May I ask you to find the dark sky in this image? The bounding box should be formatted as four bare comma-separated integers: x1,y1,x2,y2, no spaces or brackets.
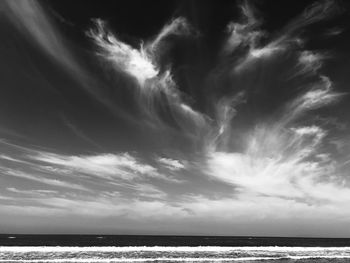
0,0,350,236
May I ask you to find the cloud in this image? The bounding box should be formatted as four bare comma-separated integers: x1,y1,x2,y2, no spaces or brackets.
205,40,345,204
222,0,340,73
194,1,348,219
60,115,102,150
6,187,58,196
88,17,208,137
157,157,185,171
297,51,326,75
3,184,350,236
324,27,344,37
178,103,207,129
1,0,349,236
1,168,88,191
293,0,340,29
146,17,196,55
88,19,159,85
204,0,347,203
208,0,344,150
30,151,173,181
205,118,348,204
285,76,342,124
88,16,195,86
206,93,245,152
132,183,167,199
1,194,188,220
0,0,129,119
0,140,184,207
221,0,287,71
1,0,77,72
222,0,262,55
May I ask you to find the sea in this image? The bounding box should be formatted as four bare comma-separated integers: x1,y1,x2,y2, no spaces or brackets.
1,235,350,262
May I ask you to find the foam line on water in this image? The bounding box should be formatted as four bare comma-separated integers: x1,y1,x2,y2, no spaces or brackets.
1,246,350,252
2,255,350,262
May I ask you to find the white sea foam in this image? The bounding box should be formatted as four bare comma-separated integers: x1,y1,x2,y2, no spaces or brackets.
1,255,350,262
1,246,350,252
2,246,350,262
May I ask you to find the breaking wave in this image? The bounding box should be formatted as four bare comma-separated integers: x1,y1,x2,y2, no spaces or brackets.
1,246,350,262
1,246,350,252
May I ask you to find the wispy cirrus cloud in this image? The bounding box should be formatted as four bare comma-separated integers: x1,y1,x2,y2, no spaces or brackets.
1,167,88,191
6,187,58,196
297,51,326,75
1,0,78,73
222,0,341,73
31,152,163,181
206,123,332,199
285,76,342,124
0,140,183,195
43,0,349,213
88,16,208,137
199,0,349,213
88,19,159,86
157,157,186,171
0,0,134,121
146,17,197,60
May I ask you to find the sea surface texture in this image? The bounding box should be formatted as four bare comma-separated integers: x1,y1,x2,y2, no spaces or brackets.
1,235,350,262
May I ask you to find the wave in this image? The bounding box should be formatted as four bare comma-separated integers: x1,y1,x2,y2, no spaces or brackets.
2,246,350,262
1,246,350,252
1,255,350,262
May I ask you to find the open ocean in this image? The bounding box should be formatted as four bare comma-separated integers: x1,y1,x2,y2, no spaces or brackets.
1,235,350,262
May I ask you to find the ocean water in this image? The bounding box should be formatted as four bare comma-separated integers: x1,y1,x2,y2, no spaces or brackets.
1,235,350,263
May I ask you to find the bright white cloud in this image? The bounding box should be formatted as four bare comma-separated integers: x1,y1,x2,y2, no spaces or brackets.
157,157,185,171
89,19,158,85
88,18,208,137
249,46,283,58
205,120,347,204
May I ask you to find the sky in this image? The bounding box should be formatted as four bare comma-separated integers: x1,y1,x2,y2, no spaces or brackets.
0,0,350,237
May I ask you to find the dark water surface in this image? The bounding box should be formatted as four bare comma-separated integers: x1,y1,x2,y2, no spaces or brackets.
1,235,350,247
